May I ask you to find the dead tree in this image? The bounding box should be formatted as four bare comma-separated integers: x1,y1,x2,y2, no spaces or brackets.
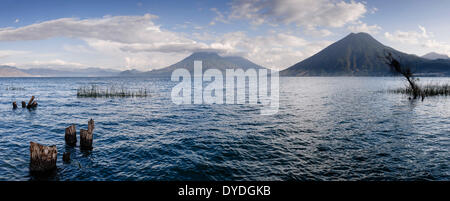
65,124,77,146
80,119,94,149
29,142,57,172
384,53,422,99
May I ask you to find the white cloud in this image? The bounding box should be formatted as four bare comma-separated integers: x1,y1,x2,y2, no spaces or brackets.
209,8,229,25
209,32,331,69
229,0,367,28
0,50,29,58
14,19,19,23
384,25,430,45
304,25,332,37
1,62,17,66
385,25,450,56
347,21,381,34
30,59,86,67
3,59,88,69
0,14,191,45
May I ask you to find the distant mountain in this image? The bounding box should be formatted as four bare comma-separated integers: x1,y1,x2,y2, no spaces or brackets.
120,52,266,77
0,66,34,77
422,52,449,60
280,32,450,76
118,69,143,77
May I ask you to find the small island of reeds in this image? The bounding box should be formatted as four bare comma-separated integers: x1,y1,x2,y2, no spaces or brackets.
389,83,450,98
77,84,149,98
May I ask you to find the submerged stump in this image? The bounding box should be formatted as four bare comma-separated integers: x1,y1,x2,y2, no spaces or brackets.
80,129,93,149
65,124,77,146
21,101,26,108
29,142,57,172
80,119,94,149
12,102,17,109
63,152,70,163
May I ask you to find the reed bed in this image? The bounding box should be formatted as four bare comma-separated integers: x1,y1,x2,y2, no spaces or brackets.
389,83,450,98
77,84,149,98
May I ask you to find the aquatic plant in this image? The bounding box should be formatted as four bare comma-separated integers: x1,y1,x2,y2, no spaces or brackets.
77,84,149,98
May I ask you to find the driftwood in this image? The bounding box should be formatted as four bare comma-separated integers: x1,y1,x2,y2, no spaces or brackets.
21,101,26,108
63,152,70,163
29,141,57,172
80,119,95,149
12,102,17,109
65,124,77,146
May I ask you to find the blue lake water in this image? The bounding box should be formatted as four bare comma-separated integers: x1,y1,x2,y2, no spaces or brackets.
0,77,449,181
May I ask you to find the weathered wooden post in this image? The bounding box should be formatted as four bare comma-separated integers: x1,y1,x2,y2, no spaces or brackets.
27,96,35,107
65,124,77,146
26,96,38,109
12,102,17,109
80,119,94,149
88,119,94,133
63,152,70,163
29,142,57,172
21,101,26,108
80,129,92,149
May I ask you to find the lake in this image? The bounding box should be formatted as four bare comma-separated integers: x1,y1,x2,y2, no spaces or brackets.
0,77,449,181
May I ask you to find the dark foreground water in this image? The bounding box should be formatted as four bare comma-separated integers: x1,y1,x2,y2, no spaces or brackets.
0,77,449,181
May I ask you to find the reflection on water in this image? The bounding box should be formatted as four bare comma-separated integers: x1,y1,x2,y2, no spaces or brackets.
0,77,449,181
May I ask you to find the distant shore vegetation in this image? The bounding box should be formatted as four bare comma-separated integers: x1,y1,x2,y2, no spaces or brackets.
77,84,149,98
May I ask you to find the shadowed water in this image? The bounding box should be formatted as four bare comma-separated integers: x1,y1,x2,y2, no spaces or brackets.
0,77,449,181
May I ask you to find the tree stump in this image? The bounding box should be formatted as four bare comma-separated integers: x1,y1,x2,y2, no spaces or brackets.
29,142,57,172
65,124,77,146
80,119,94,149
80,129,93,149
63,152,70,163
21,101,26,108
12,102,18,109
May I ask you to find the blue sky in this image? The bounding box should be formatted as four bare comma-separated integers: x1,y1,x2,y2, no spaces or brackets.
0,0,449,70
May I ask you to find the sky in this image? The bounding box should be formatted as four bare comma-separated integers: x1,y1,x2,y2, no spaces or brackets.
0,0,450,71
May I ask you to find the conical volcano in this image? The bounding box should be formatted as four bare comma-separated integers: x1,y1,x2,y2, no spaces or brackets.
280,32,450,76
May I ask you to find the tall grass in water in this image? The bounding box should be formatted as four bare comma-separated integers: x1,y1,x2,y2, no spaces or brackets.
77,84,149,98
390,83,450,98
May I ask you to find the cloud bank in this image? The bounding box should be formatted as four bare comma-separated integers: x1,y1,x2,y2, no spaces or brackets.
0,12,335,70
